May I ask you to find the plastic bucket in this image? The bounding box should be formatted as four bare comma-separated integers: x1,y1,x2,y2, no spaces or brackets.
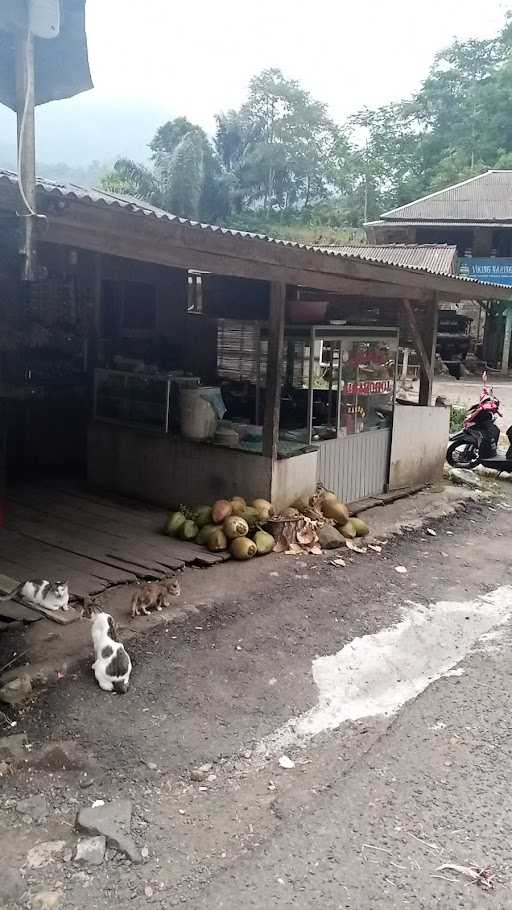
180,386,220,440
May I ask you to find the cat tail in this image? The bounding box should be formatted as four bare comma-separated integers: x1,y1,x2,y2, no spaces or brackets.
0,583,23,601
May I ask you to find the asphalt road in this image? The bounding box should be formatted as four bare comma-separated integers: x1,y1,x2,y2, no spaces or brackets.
2,492,512,909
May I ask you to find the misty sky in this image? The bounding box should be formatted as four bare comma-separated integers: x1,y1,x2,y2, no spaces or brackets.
85,0,508,127
0,0,510,166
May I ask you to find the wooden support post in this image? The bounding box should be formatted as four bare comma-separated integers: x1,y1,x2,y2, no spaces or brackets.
262,282,286,460
403,298,438,406
501,305,512,375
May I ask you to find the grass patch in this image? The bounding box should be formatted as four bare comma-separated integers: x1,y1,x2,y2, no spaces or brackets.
450,406,466,432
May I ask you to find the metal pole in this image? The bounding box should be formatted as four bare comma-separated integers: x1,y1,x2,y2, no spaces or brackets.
15,17,37,282
501,305,512,375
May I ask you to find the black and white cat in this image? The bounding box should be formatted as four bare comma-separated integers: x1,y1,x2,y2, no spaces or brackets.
0,579,69,611
91,612,132,694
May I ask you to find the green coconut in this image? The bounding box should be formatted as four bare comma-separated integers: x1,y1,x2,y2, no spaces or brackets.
196,523,217,546
339,520,357,539
179,519,199,541
350,517,370,537
164,511,186,537
193,506,212,528
253,530,275,555
240,506,260,528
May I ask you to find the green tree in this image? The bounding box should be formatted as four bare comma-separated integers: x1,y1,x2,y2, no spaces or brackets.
102,118,232,221
101,158,160,203
217,68,337,213
100,15,512,233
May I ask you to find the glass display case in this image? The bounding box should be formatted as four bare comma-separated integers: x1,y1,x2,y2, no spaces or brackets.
279,326,399,446
215,323,398,456
94,368,171,432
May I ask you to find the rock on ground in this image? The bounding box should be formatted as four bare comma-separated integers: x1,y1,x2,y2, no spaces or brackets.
76,799,142,863
317,525,345,550
74,835,106,865
0,673,32,705
0,733,28,764
26,841,67,869
31,892,61,910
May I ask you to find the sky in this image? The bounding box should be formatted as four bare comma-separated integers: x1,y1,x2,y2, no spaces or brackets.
0,0,510,166
85,0,509,128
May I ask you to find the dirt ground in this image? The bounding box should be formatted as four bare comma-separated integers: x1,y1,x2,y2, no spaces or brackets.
2,480,512,908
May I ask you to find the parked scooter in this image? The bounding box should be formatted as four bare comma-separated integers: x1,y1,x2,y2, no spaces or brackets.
446,376,512,473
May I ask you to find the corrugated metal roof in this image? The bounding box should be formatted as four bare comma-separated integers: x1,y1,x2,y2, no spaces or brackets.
379,170,512,224
0,169,508,291
319,244,457,276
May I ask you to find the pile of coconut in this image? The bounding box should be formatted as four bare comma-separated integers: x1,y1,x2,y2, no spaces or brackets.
270,488,369,554
164,498,275,561
163,487,370,560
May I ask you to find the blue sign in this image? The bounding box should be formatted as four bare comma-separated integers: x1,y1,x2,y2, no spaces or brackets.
459,257,512,286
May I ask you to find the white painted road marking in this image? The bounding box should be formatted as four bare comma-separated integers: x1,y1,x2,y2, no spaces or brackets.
255,586,512,761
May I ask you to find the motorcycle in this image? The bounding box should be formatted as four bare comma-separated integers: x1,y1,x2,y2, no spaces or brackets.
446,376,512,474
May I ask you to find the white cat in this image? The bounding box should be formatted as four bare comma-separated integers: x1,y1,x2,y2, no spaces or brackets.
0,579,69,611
91,612,132,694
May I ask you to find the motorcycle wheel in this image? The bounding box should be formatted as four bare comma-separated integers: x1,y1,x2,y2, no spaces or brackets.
446,441,480,469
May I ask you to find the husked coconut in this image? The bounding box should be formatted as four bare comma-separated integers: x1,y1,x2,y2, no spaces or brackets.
252,499,274,521
224,516,250,540
230,537,257,560
322,499,350,523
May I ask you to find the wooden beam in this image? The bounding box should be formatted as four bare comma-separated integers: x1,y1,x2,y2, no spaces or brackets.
44,215,429,302
49,200,512,300
403,299,433,383
419,299,438,406
262,282,286,460
1,179,506,299
403,298,438,406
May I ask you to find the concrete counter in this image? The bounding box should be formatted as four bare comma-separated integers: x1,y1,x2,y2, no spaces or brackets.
87,422,317,510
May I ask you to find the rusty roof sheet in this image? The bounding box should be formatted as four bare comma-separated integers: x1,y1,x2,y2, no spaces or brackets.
320,244,457,276
378,170,512,224
0,169,509,293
